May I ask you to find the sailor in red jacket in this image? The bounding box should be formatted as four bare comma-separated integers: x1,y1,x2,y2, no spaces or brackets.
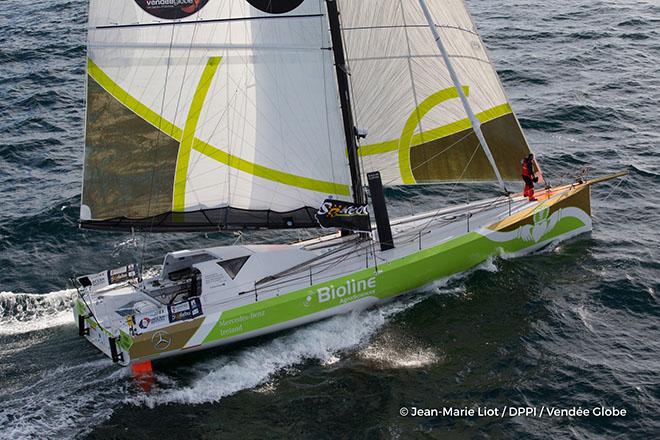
522,154,539,202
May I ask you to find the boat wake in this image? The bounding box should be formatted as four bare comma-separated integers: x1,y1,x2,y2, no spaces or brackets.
135,298,421,408
0,289,76,336
0,360,128,440
358,331,443,369
0,289,128,440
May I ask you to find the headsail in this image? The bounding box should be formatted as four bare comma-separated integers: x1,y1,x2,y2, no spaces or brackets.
337,0,536,185
81,0,351,231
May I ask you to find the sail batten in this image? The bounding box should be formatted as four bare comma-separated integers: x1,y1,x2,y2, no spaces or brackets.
93,13,325,30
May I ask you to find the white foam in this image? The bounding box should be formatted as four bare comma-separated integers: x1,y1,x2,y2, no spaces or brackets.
135,298,422,408
359,340,441,369
0,256,486,439
576,306,594,332
477,256,499,273
0,360,128,440
0,289,76,336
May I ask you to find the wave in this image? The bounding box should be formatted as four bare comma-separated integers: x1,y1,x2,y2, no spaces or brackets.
0,294,429,438
0,289,76,336
0,360,127,440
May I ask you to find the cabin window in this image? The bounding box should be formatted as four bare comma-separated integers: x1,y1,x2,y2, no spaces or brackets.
217,256,250,280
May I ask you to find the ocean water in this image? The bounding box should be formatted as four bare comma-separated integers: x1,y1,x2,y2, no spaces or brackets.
0,0,658,439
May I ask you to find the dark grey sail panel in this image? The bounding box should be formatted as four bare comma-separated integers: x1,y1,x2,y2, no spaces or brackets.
82,77,179,221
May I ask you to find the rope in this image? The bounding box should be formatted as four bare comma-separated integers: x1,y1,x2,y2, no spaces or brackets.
600,176,627,203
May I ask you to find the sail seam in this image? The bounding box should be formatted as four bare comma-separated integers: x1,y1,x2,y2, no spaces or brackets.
346,54,490,64
341,24,479,36
95,14,324,30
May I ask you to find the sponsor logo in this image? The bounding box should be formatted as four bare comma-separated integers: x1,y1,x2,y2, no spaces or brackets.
246,0,305,14
533,206,550,225
317,200,369,218
316,277,376,304
135,0,209,20
518,205,560,243
151,330,172,351
316,199,371,232
138,317,151,329
168,297,203,323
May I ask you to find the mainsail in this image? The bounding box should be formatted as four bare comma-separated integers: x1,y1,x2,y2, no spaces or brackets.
81,0,352,231
337,0,535,185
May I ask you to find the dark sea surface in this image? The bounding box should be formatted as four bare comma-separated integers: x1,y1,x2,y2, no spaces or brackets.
0,0,658,438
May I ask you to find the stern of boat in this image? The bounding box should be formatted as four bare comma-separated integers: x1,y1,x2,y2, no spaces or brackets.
72,265,141,366
72,261,212,366
73,296,132,366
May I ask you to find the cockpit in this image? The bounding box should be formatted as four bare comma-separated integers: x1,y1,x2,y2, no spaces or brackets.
142,251,215,305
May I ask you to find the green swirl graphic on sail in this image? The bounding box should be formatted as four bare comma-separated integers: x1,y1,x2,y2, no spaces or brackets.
84,57,351,224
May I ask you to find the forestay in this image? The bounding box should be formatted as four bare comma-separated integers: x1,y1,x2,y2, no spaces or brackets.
337,0,535,185
81,0,351,231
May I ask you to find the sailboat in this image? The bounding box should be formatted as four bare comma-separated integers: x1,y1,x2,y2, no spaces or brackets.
73,0,625,368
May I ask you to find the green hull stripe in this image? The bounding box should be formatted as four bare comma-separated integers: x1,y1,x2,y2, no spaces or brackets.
359,102,513,157
87,58,350,201
203,207,587,343
173,57,222,212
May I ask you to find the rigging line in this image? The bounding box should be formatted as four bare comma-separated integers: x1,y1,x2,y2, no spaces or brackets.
339,1,369,201
318,7,339,187
139,20,178,272
253,245,368,293
408,141,492,235
341,24,479,36
94,14,324,30
418,0,506,194
600,176,626,203
346,54,492,65
381,129,475,187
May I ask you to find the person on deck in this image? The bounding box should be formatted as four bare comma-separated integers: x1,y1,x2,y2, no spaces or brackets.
522,153,539,202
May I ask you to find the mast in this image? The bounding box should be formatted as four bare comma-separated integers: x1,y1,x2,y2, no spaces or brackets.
325,0,365,204
417,0,508,194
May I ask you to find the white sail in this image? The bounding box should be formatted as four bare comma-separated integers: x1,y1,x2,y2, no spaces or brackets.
337,0,534,185
82,0,351,230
